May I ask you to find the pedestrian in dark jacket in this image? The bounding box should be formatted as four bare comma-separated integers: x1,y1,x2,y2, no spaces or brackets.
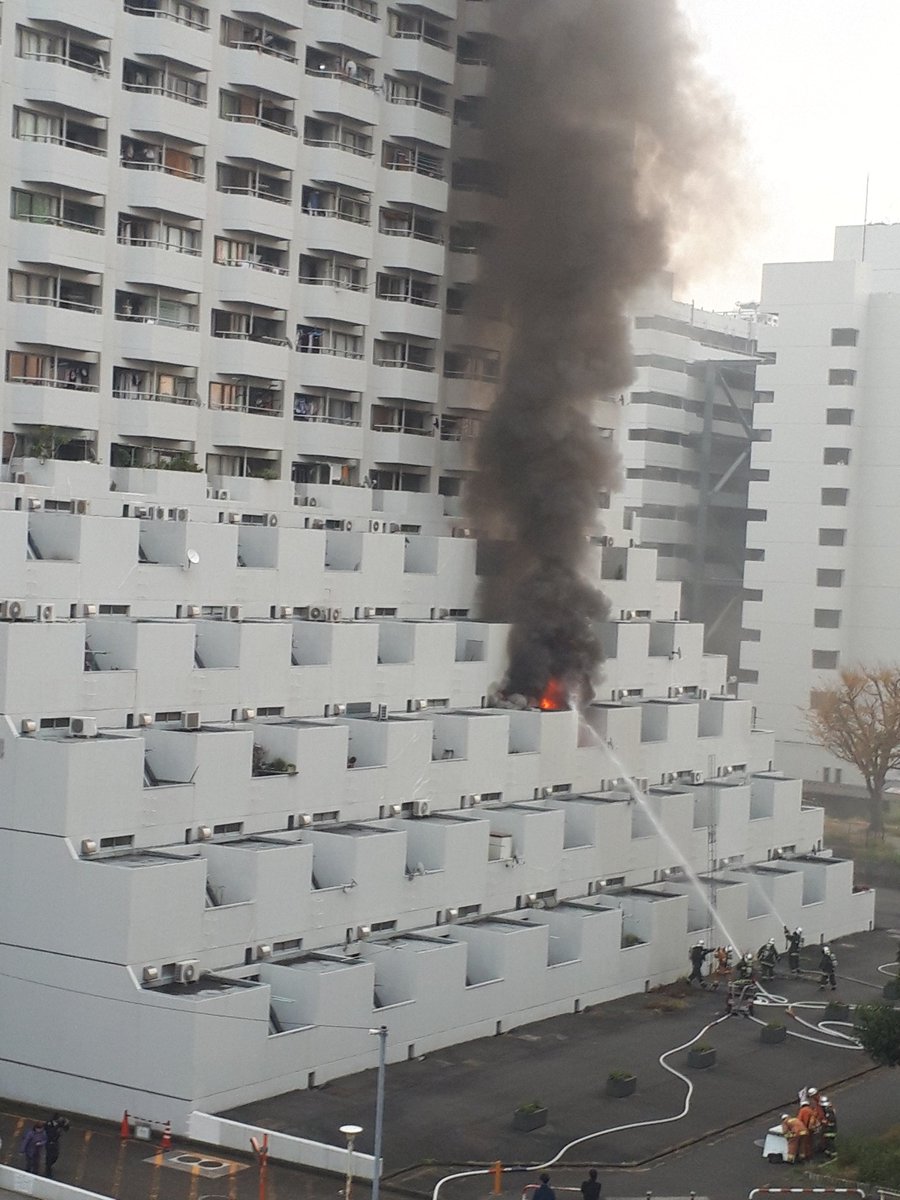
818,946,837,991
534,1173,556,1200
581,1168,602,1200
45,1114,70,1178
21,1123,46,1174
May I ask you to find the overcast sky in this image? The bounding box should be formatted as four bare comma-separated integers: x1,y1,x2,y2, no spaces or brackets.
680,1,900,311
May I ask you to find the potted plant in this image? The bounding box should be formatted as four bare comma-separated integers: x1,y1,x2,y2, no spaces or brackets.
513,1100,548,1131
605,1069,637,1097
882,979,899,1002
760,1020,787,1045
825,1000,850,1021
687,1043,716,1069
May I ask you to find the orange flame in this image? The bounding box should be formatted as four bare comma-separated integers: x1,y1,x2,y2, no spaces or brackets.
538,678,568,711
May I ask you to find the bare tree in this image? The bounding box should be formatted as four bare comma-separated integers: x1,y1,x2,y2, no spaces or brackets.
806,666,900,836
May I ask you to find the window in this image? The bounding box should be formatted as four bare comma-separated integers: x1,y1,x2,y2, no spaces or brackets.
823,447,850,465
821,488,848,506
744,589,763,602
739,669,759,684
819,528,846,546
812,650,840,669
814,609,841,629
742,628,761,642
826,409,853,425
213,821,243,835
754,428,772,442
828,368,856,385
100,834,135,849
831,328,858,346
312,810,339,823
40,716,70,730
755,391,774,403
817,569,843,587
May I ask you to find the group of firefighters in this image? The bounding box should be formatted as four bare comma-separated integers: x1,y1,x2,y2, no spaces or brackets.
780,1086,838,1163
687,928,839,993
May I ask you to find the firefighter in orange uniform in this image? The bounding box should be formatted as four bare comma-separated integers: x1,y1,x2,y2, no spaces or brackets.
781,1113,806,1164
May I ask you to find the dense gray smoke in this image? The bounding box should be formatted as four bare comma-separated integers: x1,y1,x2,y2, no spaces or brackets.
466,0,742,707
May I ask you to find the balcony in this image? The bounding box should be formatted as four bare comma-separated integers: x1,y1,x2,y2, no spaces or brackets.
116,392,199,442
15,139,108,196
297,280,369,326
117,240,204,293
210,408,287,450
384,100,452,149
291,415,363,459
123,3,213,70
377,228,445,276
215,261,291,309
10,301,103,355
380,163,448,214
300,210,373,261
123,90,209,144
371,361,439,405
220,46,300,99
8,379,100,431
441,375,498,412
305,71,378,125
295,348,367,393
221,118,298,172
373,297,442,340
369,427,437,468
29,0,115,36
303,139,376,192
438,434,475,471
19,58,111,117
305,1,383,58
387,36,456,85
122,161,206,220
212,335,291,380
115,317,200,366
217,190,294,240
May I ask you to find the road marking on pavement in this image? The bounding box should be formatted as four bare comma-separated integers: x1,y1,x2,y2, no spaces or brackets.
111,1134,127,1197
74,1128,92,1187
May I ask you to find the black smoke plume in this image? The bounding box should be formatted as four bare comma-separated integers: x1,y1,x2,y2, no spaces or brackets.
465,0,743,706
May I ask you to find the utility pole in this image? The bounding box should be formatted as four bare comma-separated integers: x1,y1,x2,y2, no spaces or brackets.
370,1025,388,1200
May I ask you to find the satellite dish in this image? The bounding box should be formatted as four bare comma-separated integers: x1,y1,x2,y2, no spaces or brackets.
186,549,200,567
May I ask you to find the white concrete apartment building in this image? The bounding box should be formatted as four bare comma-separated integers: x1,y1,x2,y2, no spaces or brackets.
740,222,900,782
623,282,758,672
0,2,873,1133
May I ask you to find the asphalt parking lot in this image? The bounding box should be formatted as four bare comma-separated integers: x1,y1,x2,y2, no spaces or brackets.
2,888,897,1200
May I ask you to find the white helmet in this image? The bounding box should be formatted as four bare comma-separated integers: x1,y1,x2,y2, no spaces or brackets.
823,946,831,954
698,939,705,946
797,927,802,933
820,1096,830,1106
768,938,775,945
808,1087,818,1097
781,1113,790,1121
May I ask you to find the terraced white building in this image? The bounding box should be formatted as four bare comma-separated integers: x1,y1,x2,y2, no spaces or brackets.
0,0,873,1131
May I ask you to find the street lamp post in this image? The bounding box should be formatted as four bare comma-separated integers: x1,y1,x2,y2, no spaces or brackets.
340,1124,363,1200
369,1025,387,1200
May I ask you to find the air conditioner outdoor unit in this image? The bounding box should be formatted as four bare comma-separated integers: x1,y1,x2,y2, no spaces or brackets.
186,605,201,618
355,925,371,941
195,825,212,840
488,834,513,861
461,794,482,808
241,707,256,720
635,777,649,792
177,508,189,522
227,511,240,524
332,702,346,716
309,606,326,621
331,608,342,622
296,813,312,827
75,499,89,515
364,606,376,617
20,719,36,735
411,800,430,817
182,711,201,730
71,717,99,738
256,944,272,960
390,523,400,533
142,966,159,984
137,713,154,727
82,604,97,617
27,497,42,511
217,490,230,501
227,605,242,620
133,505,149,518
174,960,199,984
369,520,382,532
14,473,27,485
377,704,388,720
692,771,704,785
599,535,614,547
268,514,278,526
414,698,427,711
81,839,98,856
699,689,709,699
37,604,54,622
388,803,402,816
279,606,292,619
1,600,23,620
444,908,459,922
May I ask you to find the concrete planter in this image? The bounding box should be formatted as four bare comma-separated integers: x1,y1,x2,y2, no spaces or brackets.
687,1047,716,1069
882,979,899,1002
824,1002,850,1021
605,1074,636,1098
760,1024,787,1045
513,1107,548,1132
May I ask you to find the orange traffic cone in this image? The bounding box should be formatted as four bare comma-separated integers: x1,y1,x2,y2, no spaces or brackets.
120,1111,130,1141
160,1121,172,1151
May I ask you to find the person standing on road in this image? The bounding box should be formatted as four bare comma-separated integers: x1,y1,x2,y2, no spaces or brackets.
580,1168,602,1200
20,1122,46,1174
534,1173,556,1200
786,928,803,975
687,940,712,986
821,1096,837,1158
757,939,778,981
44,1113,70,1178
780,1114,805,1164
818,946,837,991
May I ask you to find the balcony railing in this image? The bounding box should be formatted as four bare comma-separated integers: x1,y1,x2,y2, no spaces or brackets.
225,40,298,63
116,312,200,331
117,234,201,256
308,0,379,22
384,156,445,180
305,67,374,89
380,224,443,244
304,136,373,158
299,275,367,291
218,256,288,275
121,157,204,182
377,291,438,307
297,344,364,359
213,400,284,418
20,51,109,76
302,204,371,225
123,81,207,106
223,113,297,135
387,96,449,116
18,133,106,156
124,2,209,31
16,212,104,236
10,374,98,392
13,294,101,314
390,30,452,50
374,357,435,372
213,330,291,346
372,423,434,436
294,414,361,426
113,387,198,405
220,184,291,205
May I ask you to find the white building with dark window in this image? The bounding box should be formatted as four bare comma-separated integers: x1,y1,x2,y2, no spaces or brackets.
0,3,873,1133
740,223,900,782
